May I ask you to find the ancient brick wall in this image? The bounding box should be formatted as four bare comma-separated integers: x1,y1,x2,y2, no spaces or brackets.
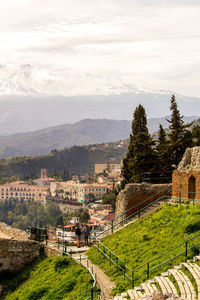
172,147,200,201
0,238,42,271
115,183,171,219
172,170,200,200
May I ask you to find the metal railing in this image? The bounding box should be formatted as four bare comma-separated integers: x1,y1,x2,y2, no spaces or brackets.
94,231,200,288
91,195,200,288
45,239,103,300
94,194,168,239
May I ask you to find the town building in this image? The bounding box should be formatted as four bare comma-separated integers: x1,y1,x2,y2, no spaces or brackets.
172,147,200,201
94,163,122,176
50,180,109,203
34,169,56,186
0,181,50,202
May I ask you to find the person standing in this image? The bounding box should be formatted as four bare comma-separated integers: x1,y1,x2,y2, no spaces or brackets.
83,225,90,246
75,225,81,248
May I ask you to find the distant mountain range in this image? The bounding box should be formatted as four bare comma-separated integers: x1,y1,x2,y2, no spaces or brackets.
0,116,198,158
0,92,200,136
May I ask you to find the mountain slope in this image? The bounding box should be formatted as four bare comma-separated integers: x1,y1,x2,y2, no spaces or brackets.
0,142,127,177
0,117,198,158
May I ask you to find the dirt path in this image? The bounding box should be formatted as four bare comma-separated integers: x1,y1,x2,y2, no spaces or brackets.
84,254,115,300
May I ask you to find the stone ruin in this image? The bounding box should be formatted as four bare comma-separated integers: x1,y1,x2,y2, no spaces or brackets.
172,146,200,201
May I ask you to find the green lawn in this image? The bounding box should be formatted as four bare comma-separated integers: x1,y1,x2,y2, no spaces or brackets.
87,203,200,294
1,256,95,300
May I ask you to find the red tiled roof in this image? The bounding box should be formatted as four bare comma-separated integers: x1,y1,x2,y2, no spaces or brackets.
103,212,115,221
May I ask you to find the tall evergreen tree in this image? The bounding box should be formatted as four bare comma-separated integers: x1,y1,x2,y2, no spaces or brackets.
167,95,192,167
156,124,172,176
122,104,157,183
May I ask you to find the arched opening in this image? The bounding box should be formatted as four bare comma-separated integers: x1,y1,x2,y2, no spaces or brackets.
188,175,196,200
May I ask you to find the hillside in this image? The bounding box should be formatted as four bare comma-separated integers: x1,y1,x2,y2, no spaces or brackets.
87,203,200,294
0,142,127,177
1,256,94,299
0,116,198,158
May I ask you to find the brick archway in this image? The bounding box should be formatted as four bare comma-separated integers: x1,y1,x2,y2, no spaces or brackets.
188,175,196,200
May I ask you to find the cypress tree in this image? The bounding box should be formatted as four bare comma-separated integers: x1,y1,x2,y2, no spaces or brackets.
156,124,172,176
122,104,157,183
167,95,192,167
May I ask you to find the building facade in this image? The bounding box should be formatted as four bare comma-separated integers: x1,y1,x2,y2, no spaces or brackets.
0,181,50,202
50,181,108,203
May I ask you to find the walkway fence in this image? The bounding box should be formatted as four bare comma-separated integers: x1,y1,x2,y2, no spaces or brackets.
46,239,102,300
94,233,200,287
92,193,200,288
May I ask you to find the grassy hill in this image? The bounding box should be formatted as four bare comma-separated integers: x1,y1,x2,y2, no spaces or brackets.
87,203,200,294
0,142,127,177
1,256,95,300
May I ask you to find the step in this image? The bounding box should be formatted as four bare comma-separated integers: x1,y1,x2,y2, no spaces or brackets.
155,276,169,294
141,282,158,294
127,289,142,299
169,269,196,299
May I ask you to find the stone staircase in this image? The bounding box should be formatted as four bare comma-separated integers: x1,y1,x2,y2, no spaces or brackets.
113,256,200,300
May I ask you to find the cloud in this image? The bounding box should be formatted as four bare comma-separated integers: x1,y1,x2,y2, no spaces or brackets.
0,0,200,97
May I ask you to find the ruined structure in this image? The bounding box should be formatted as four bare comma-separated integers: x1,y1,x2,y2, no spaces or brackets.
115,183,171,218
172,147,200,201
0,222,42,271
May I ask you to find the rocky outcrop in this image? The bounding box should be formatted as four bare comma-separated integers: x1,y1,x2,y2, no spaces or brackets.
0,222,30,240
178,146,200,171
115,183,171,218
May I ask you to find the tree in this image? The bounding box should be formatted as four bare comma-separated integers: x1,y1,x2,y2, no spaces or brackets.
102,193,116,210
121,104,157,183
167,95,192,167
156,124,172,175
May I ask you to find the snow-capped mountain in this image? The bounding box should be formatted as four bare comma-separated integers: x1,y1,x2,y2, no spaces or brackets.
0,64,61,96
0,64,170,97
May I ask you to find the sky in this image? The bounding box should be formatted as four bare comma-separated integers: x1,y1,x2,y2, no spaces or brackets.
0,0,200,97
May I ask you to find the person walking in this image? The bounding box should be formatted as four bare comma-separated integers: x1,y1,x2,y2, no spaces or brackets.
75,224,81,248
83,225,90,246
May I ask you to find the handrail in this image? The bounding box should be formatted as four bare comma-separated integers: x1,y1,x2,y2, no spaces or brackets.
94,194,167,239
92,195,200,288
46,239,102,299
94,231,200,287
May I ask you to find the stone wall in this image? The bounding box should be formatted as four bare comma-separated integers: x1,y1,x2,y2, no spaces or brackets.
172,147,200,201
0,238,42,271
115,183,171,219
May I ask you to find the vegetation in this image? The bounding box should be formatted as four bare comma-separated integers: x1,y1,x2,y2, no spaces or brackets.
0,143,127,178
63,208,90,224
122,104,157,183
122,95,200,184
1,256,94,300
102,193,117,210
0,199,62,229
167,94,192,167
87,203,200,294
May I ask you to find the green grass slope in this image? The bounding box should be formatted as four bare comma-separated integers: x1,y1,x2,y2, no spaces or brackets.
1,256,94,300
87,203,200,294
